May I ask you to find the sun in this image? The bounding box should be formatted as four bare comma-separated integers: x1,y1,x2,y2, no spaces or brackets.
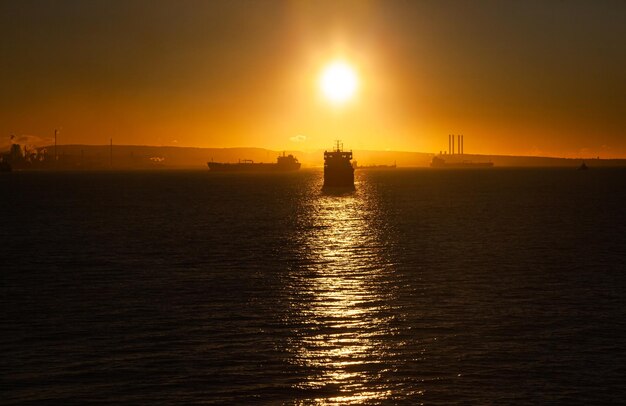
320,61,358,104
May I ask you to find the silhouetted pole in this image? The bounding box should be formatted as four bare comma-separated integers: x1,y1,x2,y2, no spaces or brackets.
54,129,58,162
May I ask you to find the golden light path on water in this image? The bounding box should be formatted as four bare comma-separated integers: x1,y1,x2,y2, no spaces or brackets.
283,175,416,404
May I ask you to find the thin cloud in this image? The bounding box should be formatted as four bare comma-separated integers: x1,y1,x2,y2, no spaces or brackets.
289,134,306,143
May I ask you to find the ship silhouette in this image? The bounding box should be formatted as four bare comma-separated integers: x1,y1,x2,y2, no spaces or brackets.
207,152,300,172
323,141,355,189
430,155,494,168
353,161,396,170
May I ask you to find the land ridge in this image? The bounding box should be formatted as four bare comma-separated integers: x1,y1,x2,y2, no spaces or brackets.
3,144,625,169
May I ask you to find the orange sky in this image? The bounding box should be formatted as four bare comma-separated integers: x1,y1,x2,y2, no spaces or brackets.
1,1,625,158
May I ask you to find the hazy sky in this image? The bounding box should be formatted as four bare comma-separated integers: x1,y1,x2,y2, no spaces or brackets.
1,0,625,157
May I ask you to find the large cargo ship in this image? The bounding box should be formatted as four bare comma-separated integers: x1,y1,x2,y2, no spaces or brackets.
208,152,301,172
430,155,494,168
323,141,355,189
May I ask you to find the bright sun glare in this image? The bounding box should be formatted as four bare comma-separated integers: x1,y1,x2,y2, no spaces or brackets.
320,61,358,104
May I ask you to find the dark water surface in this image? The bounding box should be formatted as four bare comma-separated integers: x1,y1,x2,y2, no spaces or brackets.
2,168,625,404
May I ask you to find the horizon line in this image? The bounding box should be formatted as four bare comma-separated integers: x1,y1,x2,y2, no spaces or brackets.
4,142,624,161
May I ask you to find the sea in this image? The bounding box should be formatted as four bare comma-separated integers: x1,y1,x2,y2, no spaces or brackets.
1,168,625,404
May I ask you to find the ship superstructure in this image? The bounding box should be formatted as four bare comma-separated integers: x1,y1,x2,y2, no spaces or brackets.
323,141,354,189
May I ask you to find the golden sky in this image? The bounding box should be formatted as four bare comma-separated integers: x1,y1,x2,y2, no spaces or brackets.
1,1,625,157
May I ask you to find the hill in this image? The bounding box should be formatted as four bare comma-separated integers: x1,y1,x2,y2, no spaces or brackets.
4,144,626,169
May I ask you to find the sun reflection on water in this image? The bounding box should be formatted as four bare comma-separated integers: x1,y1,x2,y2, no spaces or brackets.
285,177,401,404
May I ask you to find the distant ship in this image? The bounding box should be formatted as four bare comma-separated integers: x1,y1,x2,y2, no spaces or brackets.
207,152,301,172
323,141,354,189
353,161,396,170
430,155,494,168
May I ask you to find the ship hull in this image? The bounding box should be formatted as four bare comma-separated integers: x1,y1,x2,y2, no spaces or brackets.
207,162,300,172
430,162,494,168
354,165,396,170
430,156,493,168
323,167,355,189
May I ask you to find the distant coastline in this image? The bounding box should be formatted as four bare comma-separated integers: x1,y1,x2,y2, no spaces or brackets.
2,143,625,170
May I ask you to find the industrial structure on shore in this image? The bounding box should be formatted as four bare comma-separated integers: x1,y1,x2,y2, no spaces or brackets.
431,134,494,168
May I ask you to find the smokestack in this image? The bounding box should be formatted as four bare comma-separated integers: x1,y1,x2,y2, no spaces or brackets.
448,134,451,155
461,135,464,155
457,135,461,154
54,129,58,161
452,135,455,155
110,138,113,167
